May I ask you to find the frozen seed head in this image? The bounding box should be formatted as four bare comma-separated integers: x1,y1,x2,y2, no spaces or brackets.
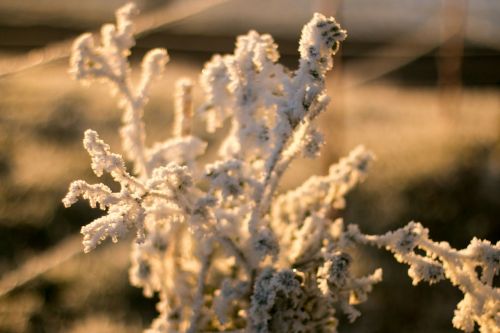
115,2,137,49
299,13,347,75
69,33,95,81
324,252,352,288
395,222,423,253
303,129,324,158
83,129,126,179
408,258,444,285
234,30,280,72
141,49,169,82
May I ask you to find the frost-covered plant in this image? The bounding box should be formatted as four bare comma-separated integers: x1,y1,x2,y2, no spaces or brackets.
63,3,499,333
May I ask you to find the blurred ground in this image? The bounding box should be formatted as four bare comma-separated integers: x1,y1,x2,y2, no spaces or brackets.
0,0,499,332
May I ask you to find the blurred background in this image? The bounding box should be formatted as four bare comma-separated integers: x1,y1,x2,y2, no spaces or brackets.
0,0,498,332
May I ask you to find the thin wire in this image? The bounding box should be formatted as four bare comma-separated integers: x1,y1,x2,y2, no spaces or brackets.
0,235,82,297
0,0,231,78
344,14,442,88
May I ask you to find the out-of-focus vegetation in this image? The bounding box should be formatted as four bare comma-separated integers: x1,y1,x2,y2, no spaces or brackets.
0,0,498,332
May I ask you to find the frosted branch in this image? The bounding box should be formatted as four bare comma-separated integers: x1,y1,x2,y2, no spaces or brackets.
349,222,499,332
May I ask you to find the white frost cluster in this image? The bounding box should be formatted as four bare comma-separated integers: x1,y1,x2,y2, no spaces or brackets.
63,3,499,333
347,222,499,333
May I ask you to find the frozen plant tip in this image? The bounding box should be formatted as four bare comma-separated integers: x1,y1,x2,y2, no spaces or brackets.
64,3,499,333
346,222,499,332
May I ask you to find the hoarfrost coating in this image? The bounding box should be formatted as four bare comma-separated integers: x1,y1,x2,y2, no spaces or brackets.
64,3,499,332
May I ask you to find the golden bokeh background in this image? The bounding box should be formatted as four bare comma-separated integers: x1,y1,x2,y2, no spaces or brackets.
0,1,498,332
